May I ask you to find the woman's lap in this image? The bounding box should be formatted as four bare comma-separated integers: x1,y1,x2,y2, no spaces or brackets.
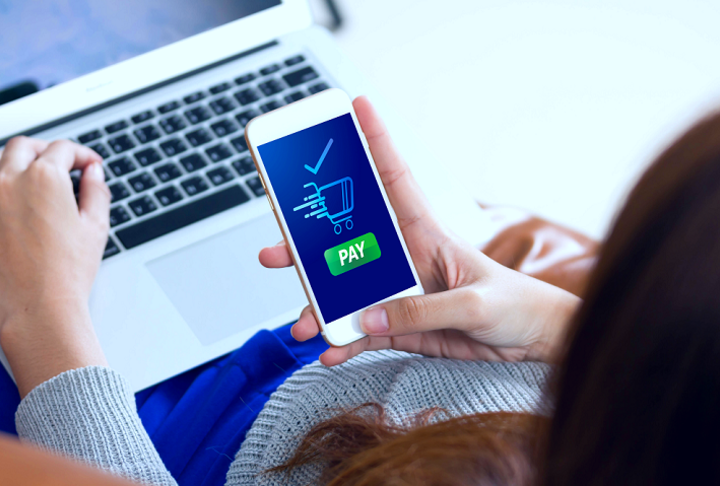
0,324,329,486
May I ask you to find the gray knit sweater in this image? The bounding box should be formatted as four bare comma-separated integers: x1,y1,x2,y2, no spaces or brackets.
15,350,551,485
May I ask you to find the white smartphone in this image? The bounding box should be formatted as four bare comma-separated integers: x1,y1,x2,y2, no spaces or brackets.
245,89,423,346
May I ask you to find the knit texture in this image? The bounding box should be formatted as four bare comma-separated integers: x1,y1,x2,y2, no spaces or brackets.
15,352,551,486
229,350,550,485
15,366,177,486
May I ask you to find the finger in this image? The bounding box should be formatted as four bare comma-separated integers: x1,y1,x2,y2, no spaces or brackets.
353,96,433,229
78,162,111,231
258,240,293,268
318,335,394,366
320,336,371,366
290,306,320,342
35,140,102,173
320,343,362,366
0,137,49,172
359,288,481,337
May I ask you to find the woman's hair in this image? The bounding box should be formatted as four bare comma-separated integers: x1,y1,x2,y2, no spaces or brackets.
544,110,720,485
268,403,540,486
273,111,720,485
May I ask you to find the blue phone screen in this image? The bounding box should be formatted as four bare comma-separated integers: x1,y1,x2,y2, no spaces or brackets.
259,113,417,323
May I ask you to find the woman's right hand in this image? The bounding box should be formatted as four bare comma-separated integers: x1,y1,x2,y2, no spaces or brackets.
260,96,580,366
0,137,110,397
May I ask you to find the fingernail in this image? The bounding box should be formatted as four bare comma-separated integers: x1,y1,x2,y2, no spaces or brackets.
88,162,103,179
360,307,388,334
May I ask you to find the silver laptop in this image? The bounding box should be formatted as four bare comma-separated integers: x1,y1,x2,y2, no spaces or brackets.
0,0,491,391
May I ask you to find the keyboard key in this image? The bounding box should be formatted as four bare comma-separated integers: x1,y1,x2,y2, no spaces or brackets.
210,119,239,137
128,172,157,193
78,129,102,144
131,110,154,124
258,79,285,96
159,115,187,134
209,96,235,115
133,125,161,144
285,54,305,67
104,167,113,181
155,186,184,206
260,100,283,113
235,73,256,85
154,162,182,182
110,206,131,227
129,195,157,217
181,176,209,196
103,237,121,259
284,91,305,103
230,137,248,153
308,82,330,94
246,176,265,196
105,120,128,134
234,88,261,106
184,91,206,104
209,82,232,94
160,138,187,157
186,128,213,147
235,109,259,128
179,153,207,173
88,142,110,159
115,185,250,249
108,157,136,177
108,134,136,154
158,100,180,114
205,143,233,162
185,106,212,125
207,166,236,186
109,182,130,203
260,64,281,76
232,156,256,176
134,147,162,166
283,66,319,87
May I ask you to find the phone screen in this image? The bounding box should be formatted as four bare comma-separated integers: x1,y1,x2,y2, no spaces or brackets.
259,113,417,323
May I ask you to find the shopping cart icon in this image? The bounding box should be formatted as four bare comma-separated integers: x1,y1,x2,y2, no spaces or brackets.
293,177,354,234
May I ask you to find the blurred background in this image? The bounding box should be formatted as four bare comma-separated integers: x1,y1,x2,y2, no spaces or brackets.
309,0,720,238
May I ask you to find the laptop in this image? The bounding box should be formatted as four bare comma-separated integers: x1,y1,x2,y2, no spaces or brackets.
0,0,492,391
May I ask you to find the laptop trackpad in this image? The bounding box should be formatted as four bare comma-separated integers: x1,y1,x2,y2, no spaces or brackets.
146,215,306,346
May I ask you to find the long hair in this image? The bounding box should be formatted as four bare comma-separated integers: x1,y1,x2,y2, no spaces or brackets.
543,110,720,485
274,111,720,485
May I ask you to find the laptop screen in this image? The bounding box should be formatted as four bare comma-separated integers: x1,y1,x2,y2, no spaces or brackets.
0,0,282,104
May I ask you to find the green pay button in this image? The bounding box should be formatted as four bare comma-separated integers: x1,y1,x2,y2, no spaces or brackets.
324,232,381,276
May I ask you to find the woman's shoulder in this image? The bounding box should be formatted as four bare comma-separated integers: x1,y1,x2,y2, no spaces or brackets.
225,352,551,485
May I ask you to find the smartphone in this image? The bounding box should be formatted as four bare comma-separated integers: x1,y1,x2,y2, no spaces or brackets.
245,89,423,346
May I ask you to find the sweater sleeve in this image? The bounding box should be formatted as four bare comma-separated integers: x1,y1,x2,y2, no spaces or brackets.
15,366,177,486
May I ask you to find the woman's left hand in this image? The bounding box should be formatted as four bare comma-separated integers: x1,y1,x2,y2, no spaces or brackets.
0,137,110,397
259,97,580,367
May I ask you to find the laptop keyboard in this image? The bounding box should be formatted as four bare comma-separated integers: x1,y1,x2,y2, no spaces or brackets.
69,54,331,260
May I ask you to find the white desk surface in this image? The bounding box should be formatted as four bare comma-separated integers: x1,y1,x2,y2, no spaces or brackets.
310,0,720,239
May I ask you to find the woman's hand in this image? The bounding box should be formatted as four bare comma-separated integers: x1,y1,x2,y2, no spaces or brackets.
260,97,580,366
0,137,110,397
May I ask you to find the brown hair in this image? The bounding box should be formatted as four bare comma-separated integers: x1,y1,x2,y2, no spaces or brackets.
269,403,540,486
542,111,720,485
273,110,720,485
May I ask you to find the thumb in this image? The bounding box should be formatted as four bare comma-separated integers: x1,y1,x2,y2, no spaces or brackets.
359,288,481,336
78,162,111,230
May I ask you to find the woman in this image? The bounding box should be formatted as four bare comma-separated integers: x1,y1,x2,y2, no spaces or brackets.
0,97,717,485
